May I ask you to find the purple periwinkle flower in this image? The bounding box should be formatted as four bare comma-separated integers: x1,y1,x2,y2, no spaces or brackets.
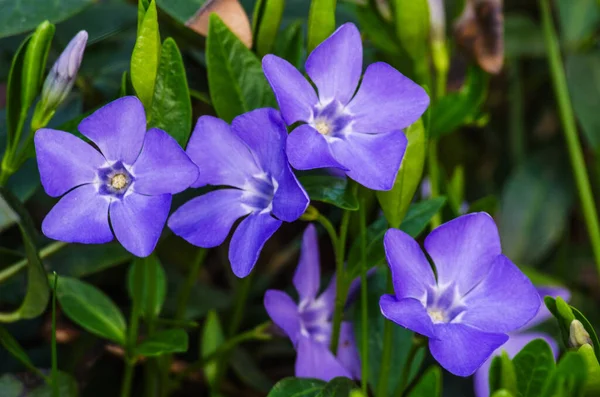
35,96,198,257
40,30,88,112
264,225,361,381
473,286,570,397
262,23,430,191
380,212,540,376
167,108,309,278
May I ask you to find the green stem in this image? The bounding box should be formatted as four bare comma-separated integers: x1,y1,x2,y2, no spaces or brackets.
51,274,59,397
315,211,339,249
175,249,207,322
508,59,525,166
121,262,144,397
358,196,369,394
539,0,600,276
0,241,67,284
227,272,254,337
428,139,442,228
376,273,394,397
120,359,136,397
395,338,424,397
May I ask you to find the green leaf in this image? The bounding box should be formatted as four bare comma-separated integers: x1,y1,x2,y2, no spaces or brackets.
352,268,423,395
489,351,517,396
578,344,600,394
0,189,50,323
47,243,132,279
498,149,573,266
406,366,442,397
299,175,359,210
556,0,600,46
356,5,401,55
429,66,489,138
149,37,192,147
274,20,305,68
307,0,336,52
55,276,126,345
6,36,31,150
202,310,225,387
0,374,24,397
570,305,600,359
135,328,188,357
127,254,167,320
446,166,465,215
566,52,600,152
316,377,355,397
504,14,545,58
22,21,55,114
542,352,587,397
544,297,571,349
490,391,514,397
131,0,161,110
555,297,576,324
156,0,207,26
399,197,446,237
255,0,285,56
230,347,274,392
267,378,327,397
467,195,498,215
512,339,556,397
206,14,276,123
392,0,429,60
377,119,426,228
29,371,78,397
0,326,44,378
0,0,91,39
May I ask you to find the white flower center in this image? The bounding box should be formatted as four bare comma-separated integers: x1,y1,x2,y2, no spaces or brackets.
315,120,331,135
110,173,128,190
427,308,448,324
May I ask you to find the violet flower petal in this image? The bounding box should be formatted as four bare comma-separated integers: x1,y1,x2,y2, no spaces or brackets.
131,128,198,195
229,212,282,278
42,185,112,244
379,295,436,338
424,212,502,293
186,116,261,189
295,336,352,381
429,323,508,377
262,55,319,125
293,225,321,302
474,332,559,397
286,125,347,170
271,163,309,222
330,130,407,191
264,289,302,344
317,274,336,314
337,322,361,380
347,62,430,133
384,228,436,299
526,286,571,329
168,189,250,248
110,193,171,257
461,255,540,333
305,23,362,105
35,128,106,197
78,96,146,164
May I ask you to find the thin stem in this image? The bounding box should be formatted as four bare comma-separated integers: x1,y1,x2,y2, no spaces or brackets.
227,272,254,337
0,241,67,284
315,211,339,249
395,338,424,397
51,273,59,397
147,257,158,334
376,273,395,397
358,196,369,395
121,262,144,397
120,359,136,397
539,0,600,275
175,249,207,322
508,59,525,166
428,140,442,228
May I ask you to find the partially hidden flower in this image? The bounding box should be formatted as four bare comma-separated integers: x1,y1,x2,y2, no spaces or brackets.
380,212,540,376
264,225,361,381
168,108,309,278
473,286,570,397
35,96,198,257
39,30,88,113
262,23,429,191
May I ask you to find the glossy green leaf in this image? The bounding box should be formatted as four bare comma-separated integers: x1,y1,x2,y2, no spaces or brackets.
544,297,570,349
316,377,355,397
392,0,429,60
490,391,514,397
0,0,91,39
255,0,285,56
499,149,573,266
406,366,442,397
6,36,31,150
131,0,161,110
207,14,276,123
202,310,225,386
149,37,192,147
22,21,55,114
429,66,489,138
299,175,359,210
47,243,132,279
0,189,50,323
274,20,304,68
356,5,401,55
0,326,44,377
512,339,555,397
377,119,426,228
489,351,517,396
55,276,126,345
135,328,188,357
307,0,336,52
127,254,167,320
578,344,600,394
0,374,24,397
352,268,423,395
399,197,446,237
542,351,587,397
267,378,327,397
566,52,600,151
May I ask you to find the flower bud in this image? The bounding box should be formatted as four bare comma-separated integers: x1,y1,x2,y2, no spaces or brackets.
40,30,88,112
428,0,446,45
569,319,593,348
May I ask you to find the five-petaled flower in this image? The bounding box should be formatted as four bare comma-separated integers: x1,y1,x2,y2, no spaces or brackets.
35,96,199,257
473,286,569,397
168,108,309,278
380,212,540,376
264,225,361,381
262,23,430,191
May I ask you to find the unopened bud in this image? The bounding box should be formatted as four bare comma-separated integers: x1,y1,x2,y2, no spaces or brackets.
569,319,593,348
428,0,446,45
40,30,87,112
